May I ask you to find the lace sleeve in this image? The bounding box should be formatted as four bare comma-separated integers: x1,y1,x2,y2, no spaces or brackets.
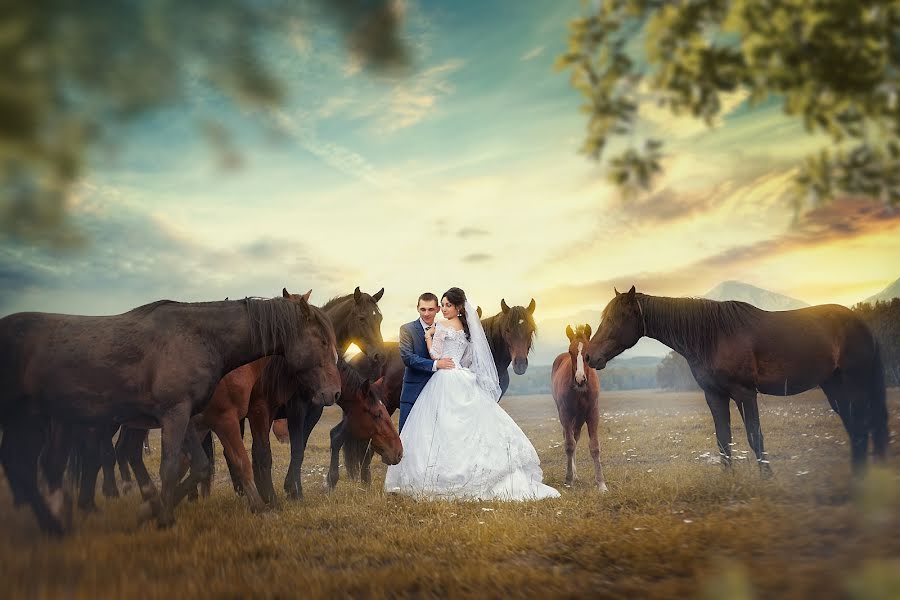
460,338,473,368
429,326,446,359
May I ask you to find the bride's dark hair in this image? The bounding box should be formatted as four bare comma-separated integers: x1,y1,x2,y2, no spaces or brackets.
442,287,471,342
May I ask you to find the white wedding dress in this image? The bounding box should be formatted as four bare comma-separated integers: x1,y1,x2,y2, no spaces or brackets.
384,320,560,501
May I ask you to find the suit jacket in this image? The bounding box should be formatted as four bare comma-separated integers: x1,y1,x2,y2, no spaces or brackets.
399,319,435,405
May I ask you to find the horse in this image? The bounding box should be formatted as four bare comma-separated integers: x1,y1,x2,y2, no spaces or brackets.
204,287,384,503
331,298,539,489
0,289,340,533
551,324,608,491
584,286,888,475
249,358,401,503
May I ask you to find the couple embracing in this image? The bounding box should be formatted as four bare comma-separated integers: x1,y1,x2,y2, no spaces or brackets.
384,287,559,501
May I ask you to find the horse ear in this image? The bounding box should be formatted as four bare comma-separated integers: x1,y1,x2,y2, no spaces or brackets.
476,305,482,318
566,325,575,341
584,323,592,339
614,287,620,296
527,298,536,314
302,289,312,302
626,285,636,301
354,286,362,303
501,299,510,314
283,287,290,298
373,288,384,303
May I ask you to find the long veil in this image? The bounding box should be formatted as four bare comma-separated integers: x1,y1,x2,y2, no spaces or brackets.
464,300,501,402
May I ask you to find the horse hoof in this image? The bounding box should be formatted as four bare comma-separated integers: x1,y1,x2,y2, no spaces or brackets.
597,482,609,493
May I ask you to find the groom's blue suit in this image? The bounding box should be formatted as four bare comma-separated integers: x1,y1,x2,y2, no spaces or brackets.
398,319,436,432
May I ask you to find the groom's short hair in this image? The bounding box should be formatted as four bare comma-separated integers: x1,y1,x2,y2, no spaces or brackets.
417,292,438,306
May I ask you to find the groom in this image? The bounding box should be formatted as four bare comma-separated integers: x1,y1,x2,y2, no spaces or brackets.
398,292,456,432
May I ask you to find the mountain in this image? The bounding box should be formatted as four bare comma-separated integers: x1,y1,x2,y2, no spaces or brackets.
703,280,809,310
865,278,900,303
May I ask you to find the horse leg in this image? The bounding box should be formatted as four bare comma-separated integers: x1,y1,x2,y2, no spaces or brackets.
214,417,267,512
586,406,608,492
704,390,733,468
42,421,75,531
76,431,102,512
284,400,323,500
124,429,161,524
172,422,212,508
249,406,277,506
823,373,869,475
157,406,192,528
732,388,772,478
563,420,577,487
327,419,347,491
0,419,65,535
100,424,120,499
115,426,136,495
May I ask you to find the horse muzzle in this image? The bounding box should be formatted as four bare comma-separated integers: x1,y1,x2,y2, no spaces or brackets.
512,357,528,375
586,354,607,370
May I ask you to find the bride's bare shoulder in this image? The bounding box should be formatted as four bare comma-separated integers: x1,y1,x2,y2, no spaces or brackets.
437,319,464,332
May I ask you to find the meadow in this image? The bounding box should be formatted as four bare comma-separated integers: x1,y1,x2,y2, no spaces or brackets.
1,388,898,599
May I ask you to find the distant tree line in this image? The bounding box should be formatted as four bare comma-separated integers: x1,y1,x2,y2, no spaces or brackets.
505,363,659,396
655,298,900,391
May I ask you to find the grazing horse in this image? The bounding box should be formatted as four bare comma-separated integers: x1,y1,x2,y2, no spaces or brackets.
331,298,539,489
552,324,608,491
584,286,888,475
0,291,340,534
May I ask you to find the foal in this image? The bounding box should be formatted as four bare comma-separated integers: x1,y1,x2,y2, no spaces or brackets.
551,324,608,491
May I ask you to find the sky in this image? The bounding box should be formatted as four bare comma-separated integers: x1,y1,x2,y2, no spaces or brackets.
1,0,898,364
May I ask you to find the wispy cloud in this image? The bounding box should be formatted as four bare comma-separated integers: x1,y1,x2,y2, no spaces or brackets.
458,226,490,238
463,253,492,263
520,45,544,61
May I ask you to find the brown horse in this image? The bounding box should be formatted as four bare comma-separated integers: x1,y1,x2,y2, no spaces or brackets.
235,288,386,502
250,358,401,502
551,324,608,491
331,298,539,489
584,286,888,475
0,291,340,533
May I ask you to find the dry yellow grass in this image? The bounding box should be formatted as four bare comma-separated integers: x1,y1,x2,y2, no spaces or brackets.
1,389,898,599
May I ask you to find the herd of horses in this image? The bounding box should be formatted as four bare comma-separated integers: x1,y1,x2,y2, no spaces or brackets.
0,284,889,536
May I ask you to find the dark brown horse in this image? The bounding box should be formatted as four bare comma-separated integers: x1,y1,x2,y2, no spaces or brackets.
0,291,340,533
584,286,888,475
234,287,386,502
551,324,608,491
331,298,539,489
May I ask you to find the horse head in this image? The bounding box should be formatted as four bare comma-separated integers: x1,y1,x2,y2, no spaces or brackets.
499,298,537,375
342,373,402,465
281,287,342,406
566,323,592,387
346,286,386,365
585,285,644,370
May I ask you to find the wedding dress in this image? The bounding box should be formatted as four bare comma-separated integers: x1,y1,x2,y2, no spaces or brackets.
384,301,559,501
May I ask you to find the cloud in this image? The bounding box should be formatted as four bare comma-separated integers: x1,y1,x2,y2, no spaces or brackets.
638,85,750,139
0,187,346,316
355,58,465,134
458,226,490,238
520,45,544,61
538,197,900,312
462,253,492,263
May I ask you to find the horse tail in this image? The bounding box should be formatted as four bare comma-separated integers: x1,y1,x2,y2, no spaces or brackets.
869,341,889,460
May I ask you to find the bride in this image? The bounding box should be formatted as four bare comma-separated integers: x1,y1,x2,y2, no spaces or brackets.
384,287,559,501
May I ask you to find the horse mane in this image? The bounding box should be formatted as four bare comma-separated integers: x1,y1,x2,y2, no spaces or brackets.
125,299,178,317
641,294,761,359
338,359,375,405
245,297,331,355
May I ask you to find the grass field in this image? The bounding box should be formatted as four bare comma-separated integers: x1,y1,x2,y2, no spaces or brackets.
2,388,899,599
